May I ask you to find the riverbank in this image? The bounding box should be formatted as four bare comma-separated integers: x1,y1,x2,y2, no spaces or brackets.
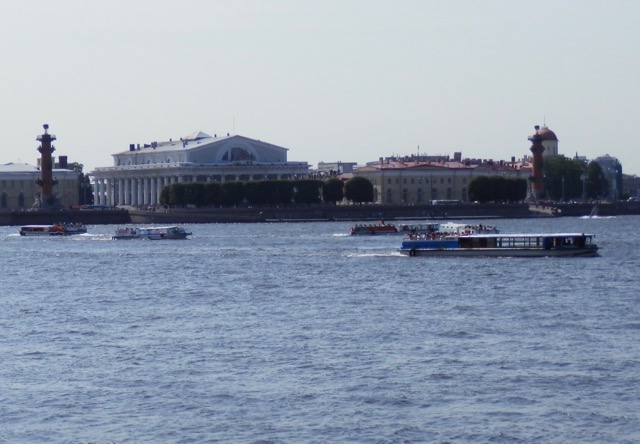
2,201,639,226
126,201,640,223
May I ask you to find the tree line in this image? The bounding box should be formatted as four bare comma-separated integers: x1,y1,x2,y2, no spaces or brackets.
158,176,375,207
467,157,613,203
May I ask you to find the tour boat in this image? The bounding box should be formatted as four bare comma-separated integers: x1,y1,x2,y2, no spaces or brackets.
19,223,88,236
399,232,599,257
113,226,192,240
350,222,398,235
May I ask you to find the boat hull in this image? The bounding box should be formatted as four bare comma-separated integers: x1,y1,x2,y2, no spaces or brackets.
399,246,599,257
112,226,191,240
19,224,87,236
350,226,398,235
20,232,85,236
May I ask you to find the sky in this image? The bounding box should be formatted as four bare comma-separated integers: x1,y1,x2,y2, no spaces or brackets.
1,0,639,175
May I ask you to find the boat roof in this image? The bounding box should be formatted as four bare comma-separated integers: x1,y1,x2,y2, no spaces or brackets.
464,232,594,238
139,226,182,229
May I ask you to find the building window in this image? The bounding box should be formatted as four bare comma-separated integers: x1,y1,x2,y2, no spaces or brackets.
402,188,408,203
0,193,6,208
222,147,255,161
386,188,393,204
417,188,423,203
403,178,407,184
388,178,391,185
18,193,25,208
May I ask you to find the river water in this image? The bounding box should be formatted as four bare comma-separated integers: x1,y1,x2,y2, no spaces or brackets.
1,216,639,443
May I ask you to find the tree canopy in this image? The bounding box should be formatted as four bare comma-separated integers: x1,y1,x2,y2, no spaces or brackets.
345,176,374,203
468,176,527,203
322,178,344,205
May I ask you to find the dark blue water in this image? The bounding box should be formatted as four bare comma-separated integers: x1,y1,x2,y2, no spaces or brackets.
1,216,639,443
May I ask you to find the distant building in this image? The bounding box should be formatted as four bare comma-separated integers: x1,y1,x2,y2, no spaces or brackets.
316,161,358,176
91,132,310,207
622,174,640,198
0,162,80,210
353,155,531,204
535,125,559,157
594,154,622,200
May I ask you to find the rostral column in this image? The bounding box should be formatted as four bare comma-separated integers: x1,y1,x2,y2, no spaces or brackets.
35,123,60,208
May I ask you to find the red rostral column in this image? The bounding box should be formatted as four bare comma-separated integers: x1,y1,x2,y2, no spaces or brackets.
36,123,58,203
528,125,545,199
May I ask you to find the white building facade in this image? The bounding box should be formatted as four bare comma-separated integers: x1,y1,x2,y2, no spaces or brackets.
91,132,310,207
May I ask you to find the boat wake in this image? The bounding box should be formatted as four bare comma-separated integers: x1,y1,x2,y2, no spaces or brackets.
346,252,404,258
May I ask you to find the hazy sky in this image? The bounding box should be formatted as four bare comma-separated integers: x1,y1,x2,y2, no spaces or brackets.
2,1,638,175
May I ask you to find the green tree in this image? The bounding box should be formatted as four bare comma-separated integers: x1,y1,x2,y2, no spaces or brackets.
344,176,374,203
322,178,344,205
243,180,293,206
542,156,586,201
468,176,527,202
185,183,205,206
168,183,188,206
203,182,221,207
272,180,294,206
243,181,267,206
585,161,608,199
507,178,528,202
68,162,93,205
293,180,323,205
220,181,244,207
160,185,171,206
468,176,492,203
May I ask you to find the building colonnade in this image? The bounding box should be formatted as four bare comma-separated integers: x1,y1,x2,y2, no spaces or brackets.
93,172,300,207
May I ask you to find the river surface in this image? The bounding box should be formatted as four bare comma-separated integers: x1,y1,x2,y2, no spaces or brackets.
1,216,639,443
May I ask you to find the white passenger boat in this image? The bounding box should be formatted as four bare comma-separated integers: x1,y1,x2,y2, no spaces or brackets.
20,223,88,236
438,222,499,235
112,226,192,240
399,232,599,257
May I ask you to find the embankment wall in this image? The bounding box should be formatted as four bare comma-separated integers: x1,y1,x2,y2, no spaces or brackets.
2,202,639,226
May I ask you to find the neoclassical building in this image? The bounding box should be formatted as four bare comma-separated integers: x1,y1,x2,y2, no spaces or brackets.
354,155,532,204
0,162,80,210
91,132,310,207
